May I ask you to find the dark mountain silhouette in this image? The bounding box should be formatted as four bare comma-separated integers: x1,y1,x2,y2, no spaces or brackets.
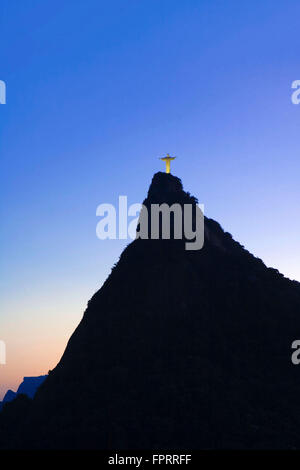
0,376,47,412
1,172,300,449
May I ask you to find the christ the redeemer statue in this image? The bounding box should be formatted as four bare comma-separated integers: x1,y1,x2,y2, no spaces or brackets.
159,153,176,174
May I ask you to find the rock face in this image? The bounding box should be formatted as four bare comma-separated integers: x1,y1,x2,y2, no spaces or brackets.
2,172,300,449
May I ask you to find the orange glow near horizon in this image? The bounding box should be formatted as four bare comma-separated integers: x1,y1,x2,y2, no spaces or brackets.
0,288,87,400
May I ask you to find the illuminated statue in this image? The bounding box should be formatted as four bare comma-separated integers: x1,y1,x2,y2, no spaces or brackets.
159,153,176,174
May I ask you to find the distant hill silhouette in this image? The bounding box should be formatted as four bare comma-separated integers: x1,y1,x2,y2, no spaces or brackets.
0,390,17,411
16,376,47,399
1,172,300,449
0,376,47,412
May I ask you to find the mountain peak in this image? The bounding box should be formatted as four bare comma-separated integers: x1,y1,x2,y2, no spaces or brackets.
1,173,300,449
145,172,197,206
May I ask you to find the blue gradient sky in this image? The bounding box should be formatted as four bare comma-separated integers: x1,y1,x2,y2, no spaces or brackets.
1,0,300,398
